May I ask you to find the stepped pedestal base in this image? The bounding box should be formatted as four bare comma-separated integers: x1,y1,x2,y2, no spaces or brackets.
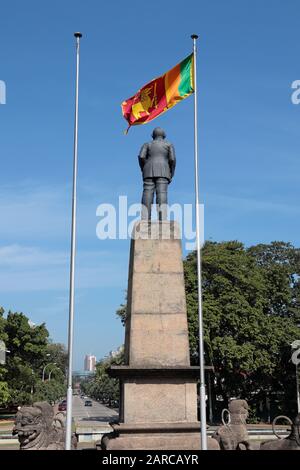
102,222,219,450
102,422,219,450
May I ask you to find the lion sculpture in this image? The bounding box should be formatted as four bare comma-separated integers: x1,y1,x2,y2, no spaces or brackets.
260,414,300,450
13,401,76,450
212,399,252,450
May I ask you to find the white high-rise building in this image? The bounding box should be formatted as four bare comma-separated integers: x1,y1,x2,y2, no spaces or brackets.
84,354,96,372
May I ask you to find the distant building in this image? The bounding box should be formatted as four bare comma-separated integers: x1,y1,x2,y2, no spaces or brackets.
84,354,96,372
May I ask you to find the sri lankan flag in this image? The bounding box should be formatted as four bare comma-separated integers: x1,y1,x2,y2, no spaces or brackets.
122,54,194,132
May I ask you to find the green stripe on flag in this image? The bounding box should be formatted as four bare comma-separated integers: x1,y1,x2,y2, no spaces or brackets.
179,54,194,97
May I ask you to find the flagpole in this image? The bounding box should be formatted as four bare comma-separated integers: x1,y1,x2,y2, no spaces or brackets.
191,34,207,450
65,31,82,450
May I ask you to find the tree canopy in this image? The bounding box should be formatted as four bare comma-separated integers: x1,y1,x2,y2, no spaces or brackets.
80,348,124,406
184,241,300,419
0,309,67,408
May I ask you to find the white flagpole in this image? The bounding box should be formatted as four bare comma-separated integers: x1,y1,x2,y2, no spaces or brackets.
65,31,82,450
191,33,207,450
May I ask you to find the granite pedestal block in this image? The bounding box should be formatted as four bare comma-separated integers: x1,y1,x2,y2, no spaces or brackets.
102,221,218,450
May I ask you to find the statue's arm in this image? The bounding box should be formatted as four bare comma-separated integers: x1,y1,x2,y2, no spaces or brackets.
138,143,148,171
169,144,176,178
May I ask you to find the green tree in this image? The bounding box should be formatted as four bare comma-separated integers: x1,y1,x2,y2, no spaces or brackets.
5,311,49,406
0,308,67,407
45,342,68,376
184,241,300,419
5,312,49,367
0,381,10,407
81,348,124,406
33,379,66,404
116,300,127,326
248,242,300,322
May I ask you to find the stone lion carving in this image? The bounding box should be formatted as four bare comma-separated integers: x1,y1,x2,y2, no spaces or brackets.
260,414,300,450
212,399,252,450
13,401,76,450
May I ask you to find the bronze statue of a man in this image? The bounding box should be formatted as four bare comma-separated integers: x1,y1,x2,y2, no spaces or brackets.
138,127,176,221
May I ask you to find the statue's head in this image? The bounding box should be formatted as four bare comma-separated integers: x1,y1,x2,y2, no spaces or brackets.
228,399,249,424
152,127,166,140
13,401,53,449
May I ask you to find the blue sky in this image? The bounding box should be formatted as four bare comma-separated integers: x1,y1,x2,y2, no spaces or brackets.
1,0,300,369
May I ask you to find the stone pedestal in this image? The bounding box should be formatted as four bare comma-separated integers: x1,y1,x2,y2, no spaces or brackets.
102,221,218,450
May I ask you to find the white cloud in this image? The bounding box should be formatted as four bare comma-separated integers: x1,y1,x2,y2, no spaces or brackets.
0,180,141,243
0,243,127,292
0,181,123,242
0,181,131,294
0,244,67,267
0,183,70,241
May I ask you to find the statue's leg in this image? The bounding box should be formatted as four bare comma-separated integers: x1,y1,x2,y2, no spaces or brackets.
156,177,168,221
141,178,155,220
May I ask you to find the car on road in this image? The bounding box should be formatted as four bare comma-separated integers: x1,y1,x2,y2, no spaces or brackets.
84,400,92,407
58,400,67,411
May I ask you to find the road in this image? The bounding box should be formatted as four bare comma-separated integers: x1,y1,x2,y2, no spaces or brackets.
72,395,118,424
0,396,118,450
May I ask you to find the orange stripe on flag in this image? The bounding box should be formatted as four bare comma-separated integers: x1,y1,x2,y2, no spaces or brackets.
165,63,181,109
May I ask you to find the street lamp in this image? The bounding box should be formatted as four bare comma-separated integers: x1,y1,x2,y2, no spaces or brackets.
49,366,61,381
41,353,51,381
42,362,57,382
31,369,34,397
